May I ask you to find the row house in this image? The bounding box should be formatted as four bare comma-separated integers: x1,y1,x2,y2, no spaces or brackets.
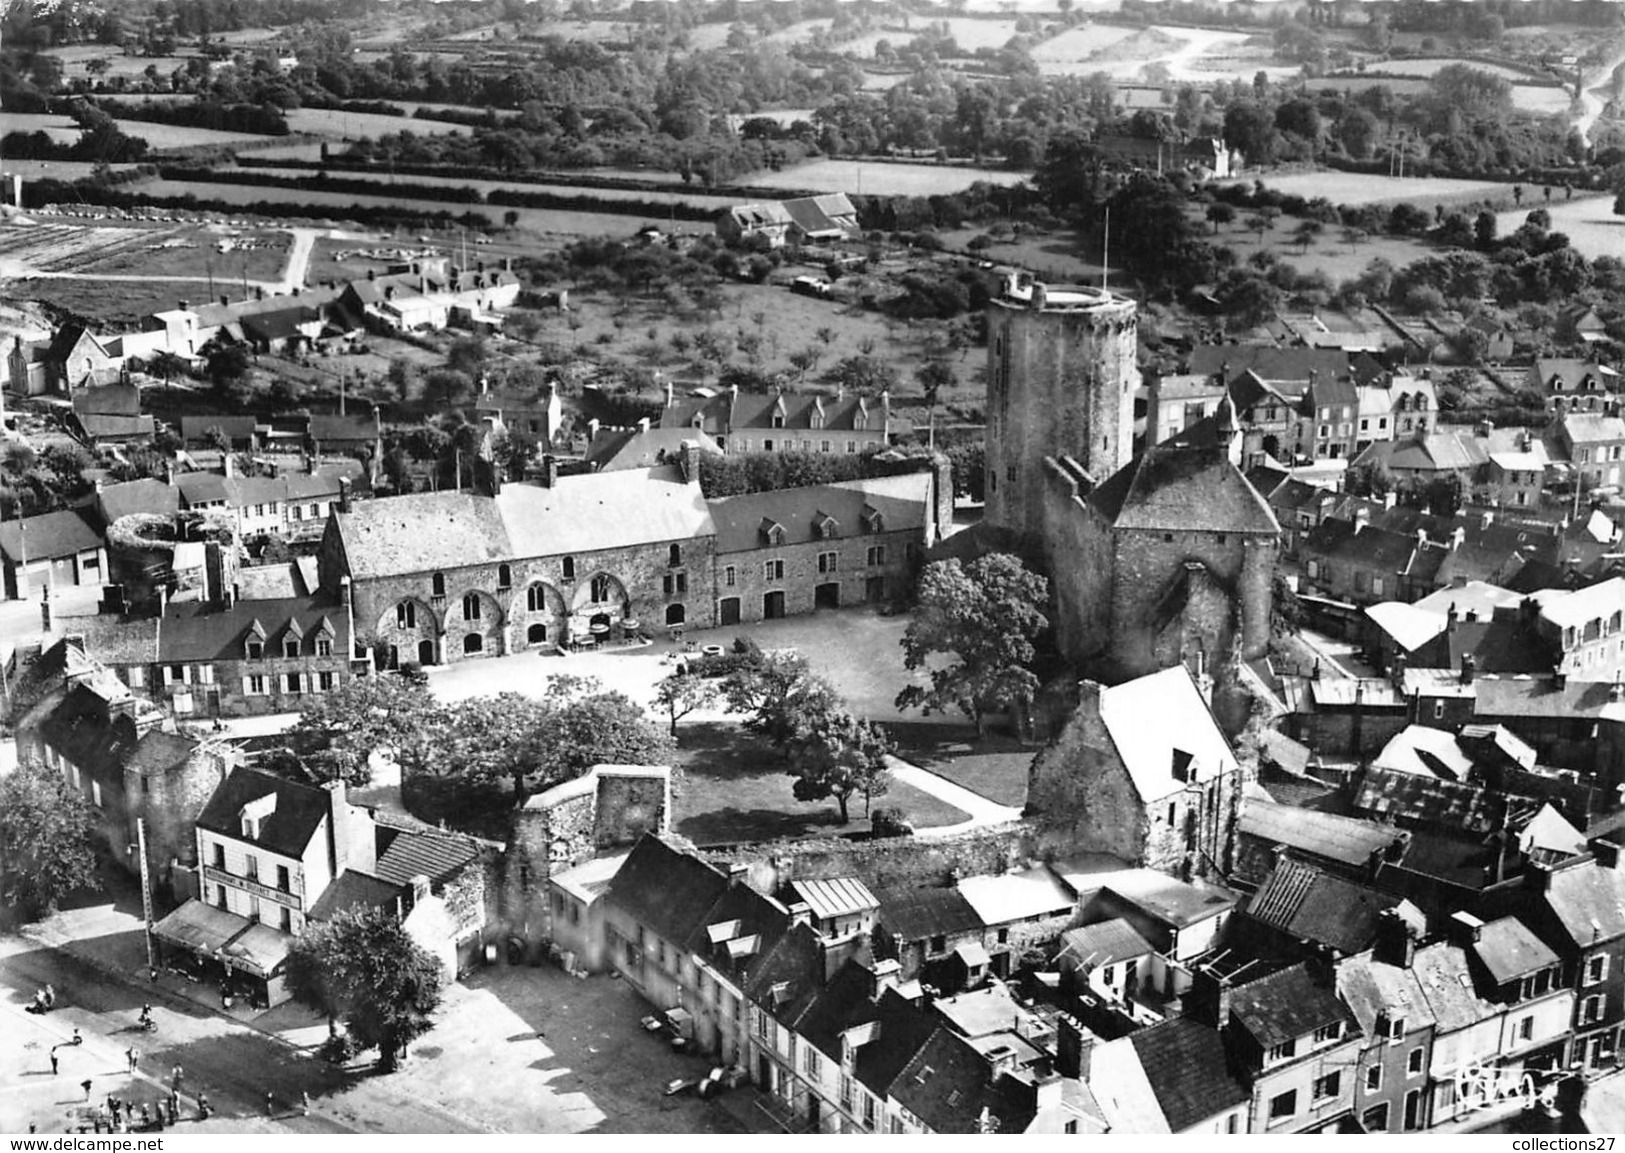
1300,513,1448,607
1336,917,1438,1134
659,384,903,456
1559,413,1625,493
1088,1017,1250,1133
1530,358,1619,416
1355,375,1437,452
72,589,362,719
1519,854,1625,1076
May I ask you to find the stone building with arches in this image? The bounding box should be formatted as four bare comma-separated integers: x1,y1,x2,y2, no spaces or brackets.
320,459,718,668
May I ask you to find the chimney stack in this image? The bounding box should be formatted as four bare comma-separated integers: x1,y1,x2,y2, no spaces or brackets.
1054,1014,1088,1079
679,439,703,487
338,477,351,513
542,455,559,489
1449,910,1486,943
323,779,353,873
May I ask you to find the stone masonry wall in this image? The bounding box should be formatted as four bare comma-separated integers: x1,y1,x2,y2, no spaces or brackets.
714,526,922,624
1025,684,1149,865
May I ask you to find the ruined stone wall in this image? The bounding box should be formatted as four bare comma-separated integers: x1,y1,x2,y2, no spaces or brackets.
700,823,1040,894
1039,457,1112,668
1025,684,1149,865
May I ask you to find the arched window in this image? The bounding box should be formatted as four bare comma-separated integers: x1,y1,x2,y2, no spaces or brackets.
527,584,550,613
396,602,416,629
665,604,685,626
431,572,446,598
497,563,512,589
669,544,682,567
590,574,613,604
462,593,481,621
463,634,484,654
562,556,575,581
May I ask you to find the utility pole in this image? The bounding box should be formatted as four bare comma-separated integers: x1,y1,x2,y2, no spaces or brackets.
134,817,155,976
1101,205,1111,291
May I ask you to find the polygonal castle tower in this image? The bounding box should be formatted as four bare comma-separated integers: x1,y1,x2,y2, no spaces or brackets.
985,271,1140,544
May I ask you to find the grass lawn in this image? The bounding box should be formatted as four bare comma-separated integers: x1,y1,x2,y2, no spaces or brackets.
1223,170,1512,210
889,722,1034,808
749,159,1029,196
671,722,969,845
1197,210,1436,284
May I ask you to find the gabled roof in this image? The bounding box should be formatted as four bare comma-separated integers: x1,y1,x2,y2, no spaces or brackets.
789,877,878,922
1373,724,1477,781
780,193,859,237
709,472,930,555
495,467,716,556
96,478,180,524
1239,800,1397,868
584,427,722,472
876,884,984,942
1336,951,1436,1038
1542,859,1625,947
1227,963,1355,1049
1126,1018,1249,1132
333,491,511,579
175,471,230,505
371,818,481,887
893,1026,1032,1134
0,508,101,563
72,384,141,417
603,834,731,949
1095,665,1237,805
1473,916,1559,985
36,684,143,771
155,595,350,663
307,868,403,920
1413,941,1501,1032
1087,443,1279,534
1246,857,1405,955
1302,518,1417,571
1536,358,1615,391
196,766,331,859
1059,918,1154,968
1354,765,1510,835
1189,345,1351,384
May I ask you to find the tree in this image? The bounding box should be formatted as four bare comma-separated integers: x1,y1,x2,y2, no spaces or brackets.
915,360,955,409
1205,202,1236,234
653,669,720,736
0,759,101,920
283,676,443,786
285,907,444,1069
1291,219,1324,253
518,677,674,801
723,642,841,749
896,553,1049,731
785,708,892,824
1474,210,1498,249
204,340,249,389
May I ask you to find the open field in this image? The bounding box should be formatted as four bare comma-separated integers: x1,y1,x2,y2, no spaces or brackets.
1360,57,1540,80
283,108,473,139
1200,210,1436,285
749,158,1027,195
41,45,194,80
1311,75,1574,114
243,164,741,210
1495,194,1622,262
1029,23,1138,64
0,111,272,149
0,218,287,281
1226,171,1512,210
824,18,1026,58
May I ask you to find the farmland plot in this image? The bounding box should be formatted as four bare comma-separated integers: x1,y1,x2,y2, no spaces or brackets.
1496,196,1622,262
283,108,473,139
748,158,1029,195
1223,171,1508,209
0,111,272,149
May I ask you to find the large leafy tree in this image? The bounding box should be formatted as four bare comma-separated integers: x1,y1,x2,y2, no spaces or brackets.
283,676,445,786
0,759,102,919
897,553,1049,730
722,643,841,750
285,907,444,1069
653,669,720,736
785,708,892,824
516,676,675,802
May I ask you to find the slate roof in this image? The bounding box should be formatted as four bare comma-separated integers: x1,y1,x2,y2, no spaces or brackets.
1563,413,1625,445
155,595,346,663
1355,765,1520,835
497,468,716,556
176,471,230,505
196,766,331,859
179,415,258,442
1087,443,1279,534
661,389,886,435
709,472,931,554
307,869,403,920
1189,345,1351,384
1303,518,1418,572
96,478,180,524
584,426,722,472
1373,725,1477,780
1542,859,1625,947
1412,942,1500,1033
1127,1018,1249,1132
1228,963,1355,1048
603,834,730,949
1246,857,1404,955
1239,800,1397,867
1367,601,1449,653
780,193,859,237
682,880,790,990
1336,952,1436,1038
1093,871,1240,930
893,1027,1033,1135
876,885,984,942
1536,358,1616,392
0,508,101,563
1059,919,1154,968
1474,916,1559,985
72,384,141,417
37,684,144,770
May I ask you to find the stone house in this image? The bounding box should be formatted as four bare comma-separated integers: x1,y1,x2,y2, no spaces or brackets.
1335,916,1437,1134
708,473,933,624
659,385,901,456
1144,373,1226,448
322,457,717,665
1560,413,1625,493
1520,854,1625,1075
872,884,987,985
1028,666,1246,879
1530,358,1618,414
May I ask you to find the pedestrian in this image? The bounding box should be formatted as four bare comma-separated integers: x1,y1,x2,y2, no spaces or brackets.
126,1047,139,1073
49,1052,58,1075
301,1091,310,1117
265,1090,275,1117
44,984,56,1009
137,1104,150,1128
71,1027,81,1046
167,1094,179,1124
81,1079,92,1102
197,1092,210,1121
171,1065,183,1091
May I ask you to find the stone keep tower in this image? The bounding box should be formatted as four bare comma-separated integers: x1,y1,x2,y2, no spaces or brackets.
985,273,1139,542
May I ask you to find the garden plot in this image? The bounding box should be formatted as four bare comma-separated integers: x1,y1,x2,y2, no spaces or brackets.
1224,171,1508,209
283,108,473,139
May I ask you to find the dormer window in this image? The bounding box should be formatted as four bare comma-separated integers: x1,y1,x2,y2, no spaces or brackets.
1313,1022,1342,1043
283,638,300,658
239,793,277,841
772,414,785,429
862,506,884,534
815,514,838,539
761,519,785,547
246,640,264,660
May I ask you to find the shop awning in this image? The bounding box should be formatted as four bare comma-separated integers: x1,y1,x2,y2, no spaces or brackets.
151,899,247,954
221,922,293,978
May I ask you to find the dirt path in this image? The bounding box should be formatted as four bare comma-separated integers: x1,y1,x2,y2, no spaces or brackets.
886,756,1023,838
